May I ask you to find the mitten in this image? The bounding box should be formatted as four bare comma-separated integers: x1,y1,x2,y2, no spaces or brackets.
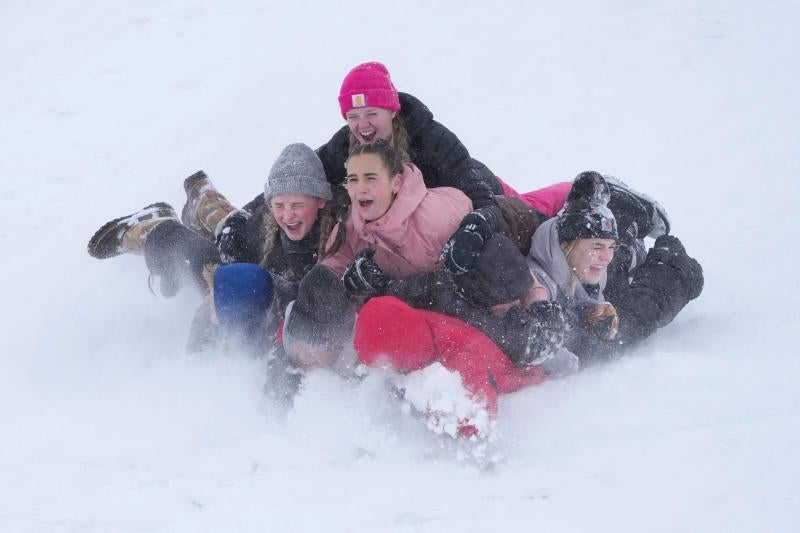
441,210,493,275
504,301,566,368
342,248,389,295
216,210,251,264
649,235,704,300
575,302,619,341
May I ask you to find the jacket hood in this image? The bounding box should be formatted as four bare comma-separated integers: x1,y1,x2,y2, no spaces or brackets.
528,218,606,305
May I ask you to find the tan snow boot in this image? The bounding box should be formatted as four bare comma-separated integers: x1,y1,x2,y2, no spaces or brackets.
181,171,237,239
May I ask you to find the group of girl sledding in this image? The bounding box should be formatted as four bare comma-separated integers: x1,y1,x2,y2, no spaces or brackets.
88,62,704,438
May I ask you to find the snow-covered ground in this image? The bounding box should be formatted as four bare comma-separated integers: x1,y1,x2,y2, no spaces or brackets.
1,1,798,531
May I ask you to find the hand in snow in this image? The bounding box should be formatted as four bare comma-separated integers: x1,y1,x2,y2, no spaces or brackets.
504,301,566,368
342,248,389,295
441,211,493,275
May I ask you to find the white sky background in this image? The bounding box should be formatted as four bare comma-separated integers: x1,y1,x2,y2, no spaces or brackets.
0,1,798,531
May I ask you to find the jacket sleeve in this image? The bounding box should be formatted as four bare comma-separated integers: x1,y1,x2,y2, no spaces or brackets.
610,235,704,346
316,127,350,188
385,271,540,366
399,93,502,227
413,119,501,215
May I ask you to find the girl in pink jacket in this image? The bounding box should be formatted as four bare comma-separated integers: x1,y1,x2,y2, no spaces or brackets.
321,140,472,279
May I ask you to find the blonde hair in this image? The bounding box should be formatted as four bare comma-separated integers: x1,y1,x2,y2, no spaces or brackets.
562,240,580,298
347,114,410,157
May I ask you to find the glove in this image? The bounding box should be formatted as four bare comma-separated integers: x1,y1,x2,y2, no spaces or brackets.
648,234,704,300
342,248,389,295
441,211,493,275
504,301,566,368
216,210,251,264
574,302,619,341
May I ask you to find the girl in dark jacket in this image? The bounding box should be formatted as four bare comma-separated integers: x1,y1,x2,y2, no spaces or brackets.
527,171,704,364
87,143,334,351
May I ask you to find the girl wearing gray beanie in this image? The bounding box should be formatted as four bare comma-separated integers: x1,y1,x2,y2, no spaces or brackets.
86,143,335,354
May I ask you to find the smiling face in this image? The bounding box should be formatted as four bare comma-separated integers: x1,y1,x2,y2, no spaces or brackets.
345,107,396,144
562,238,617,285
270,194,326,241
345,153,402,223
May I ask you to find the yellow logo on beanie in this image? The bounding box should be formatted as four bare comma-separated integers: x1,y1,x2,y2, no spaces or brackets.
351,94,366,108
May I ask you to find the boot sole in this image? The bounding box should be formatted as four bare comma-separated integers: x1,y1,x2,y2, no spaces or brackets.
87,202,176,259
605,175,671,238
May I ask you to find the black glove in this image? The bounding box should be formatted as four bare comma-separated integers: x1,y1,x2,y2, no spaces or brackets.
648,234,704,300
573,302,619,341
342,248,389,295
441,211,493,275
504,301,566,368
216,210,251,264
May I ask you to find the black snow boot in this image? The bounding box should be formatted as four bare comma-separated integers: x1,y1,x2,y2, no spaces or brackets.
605,175,671,240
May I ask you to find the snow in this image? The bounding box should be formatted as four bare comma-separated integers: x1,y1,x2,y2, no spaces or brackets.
1,0,799,531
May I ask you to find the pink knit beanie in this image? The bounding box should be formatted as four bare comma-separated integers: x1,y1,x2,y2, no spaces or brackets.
338,62,401,118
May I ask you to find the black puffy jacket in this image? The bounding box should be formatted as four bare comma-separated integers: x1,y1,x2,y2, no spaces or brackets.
316,92,503,216
567,235,704,363
230,92,505,261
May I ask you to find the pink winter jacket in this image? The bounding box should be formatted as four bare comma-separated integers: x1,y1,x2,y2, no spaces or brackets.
321,162,472,279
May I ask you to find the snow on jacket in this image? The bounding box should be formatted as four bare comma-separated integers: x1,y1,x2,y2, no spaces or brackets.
354,296,547,427
321,162,472,278
316,92,503,214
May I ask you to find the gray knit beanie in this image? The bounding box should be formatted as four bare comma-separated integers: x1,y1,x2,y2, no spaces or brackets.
264,143,333,202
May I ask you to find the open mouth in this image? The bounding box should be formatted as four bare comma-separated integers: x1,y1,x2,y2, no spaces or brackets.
359,129,376,142
358,199,373,209
285,222,302,231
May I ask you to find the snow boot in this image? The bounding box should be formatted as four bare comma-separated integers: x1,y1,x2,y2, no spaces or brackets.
87,202,178,259
605,175,671,239
181,170,237,239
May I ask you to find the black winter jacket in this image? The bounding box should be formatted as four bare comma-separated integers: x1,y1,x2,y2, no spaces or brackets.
382,270,541,366
228,92,505,262
316,92,503,219
566,235,704,363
